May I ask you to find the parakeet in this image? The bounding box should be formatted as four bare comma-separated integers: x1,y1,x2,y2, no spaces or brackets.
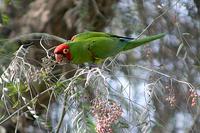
54,31,165,64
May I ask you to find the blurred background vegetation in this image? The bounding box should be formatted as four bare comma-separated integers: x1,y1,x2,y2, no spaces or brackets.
0,0,200,133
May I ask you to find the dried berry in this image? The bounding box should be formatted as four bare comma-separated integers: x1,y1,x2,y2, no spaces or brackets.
91,98,122,133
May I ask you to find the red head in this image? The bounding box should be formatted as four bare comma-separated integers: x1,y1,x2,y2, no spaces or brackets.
54,43,72,63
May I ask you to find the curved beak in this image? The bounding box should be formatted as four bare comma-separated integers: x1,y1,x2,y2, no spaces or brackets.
55,54,63,63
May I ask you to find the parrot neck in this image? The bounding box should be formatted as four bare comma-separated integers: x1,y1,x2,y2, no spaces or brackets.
66,52,72,61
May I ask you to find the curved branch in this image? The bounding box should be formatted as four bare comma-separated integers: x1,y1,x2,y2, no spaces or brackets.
0,33,67,44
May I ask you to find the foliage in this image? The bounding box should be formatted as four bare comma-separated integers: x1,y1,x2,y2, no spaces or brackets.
1,13,9,25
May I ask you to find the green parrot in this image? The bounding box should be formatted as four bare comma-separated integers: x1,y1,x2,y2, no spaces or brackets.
54,31,165,64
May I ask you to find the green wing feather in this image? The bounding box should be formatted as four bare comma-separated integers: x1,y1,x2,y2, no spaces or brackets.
88,33,165,58
71,31,135,41
71,31,110,41
123,33,165,51
88,37,124,58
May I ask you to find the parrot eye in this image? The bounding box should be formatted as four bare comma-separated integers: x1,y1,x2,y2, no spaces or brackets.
63,49,69,54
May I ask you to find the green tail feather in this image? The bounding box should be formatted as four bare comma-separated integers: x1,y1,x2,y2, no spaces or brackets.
123,33,165,51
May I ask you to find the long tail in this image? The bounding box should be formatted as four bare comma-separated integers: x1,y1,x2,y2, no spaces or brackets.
123,33,165,51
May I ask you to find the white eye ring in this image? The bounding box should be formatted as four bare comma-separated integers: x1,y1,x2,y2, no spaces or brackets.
63,49,69,54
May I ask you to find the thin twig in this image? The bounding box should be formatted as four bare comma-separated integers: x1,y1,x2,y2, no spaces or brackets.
55,93,68,133
120,64,195,89
0,33,67,43
0,87,54,125
136,0,181,38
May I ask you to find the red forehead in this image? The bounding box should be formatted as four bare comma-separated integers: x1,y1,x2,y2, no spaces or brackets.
54,43,69,54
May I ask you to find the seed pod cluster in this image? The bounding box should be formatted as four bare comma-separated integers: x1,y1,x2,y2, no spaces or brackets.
189,89,199,107
91,98,122,133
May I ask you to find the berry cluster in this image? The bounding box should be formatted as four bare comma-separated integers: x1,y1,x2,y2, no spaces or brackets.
166,95,176,107
189,89,199,107
165,85,176,107
91,98,122,133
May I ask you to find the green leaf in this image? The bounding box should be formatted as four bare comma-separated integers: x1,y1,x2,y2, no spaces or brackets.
6,82,27,96
1,13,9,25
12,101,19,108
86,117,96,133
176,42,184,56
